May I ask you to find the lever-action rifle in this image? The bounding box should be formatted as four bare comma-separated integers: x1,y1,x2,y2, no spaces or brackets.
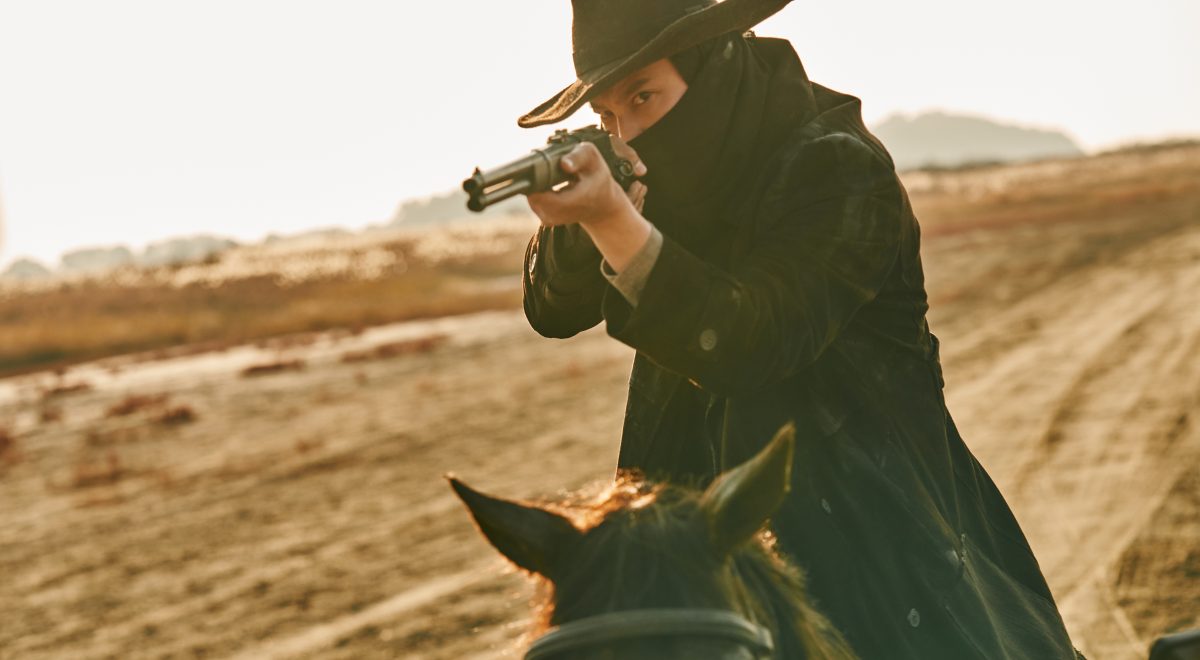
462,125,640,212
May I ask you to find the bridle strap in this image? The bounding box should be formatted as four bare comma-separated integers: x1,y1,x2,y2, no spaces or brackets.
525,608,774,659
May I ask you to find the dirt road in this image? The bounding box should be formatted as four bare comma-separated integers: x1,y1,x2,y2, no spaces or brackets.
1,147,1197,658
935,220,1200,659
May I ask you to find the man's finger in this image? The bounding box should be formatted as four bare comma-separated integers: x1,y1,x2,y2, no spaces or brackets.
529,179,591,216
628,182,647,212
527,189,565,216
560,142,604,176
627,181,646,204
609,135,647,177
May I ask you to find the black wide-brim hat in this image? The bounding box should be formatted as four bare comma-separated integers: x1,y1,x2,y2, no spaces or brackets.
518,0,794,128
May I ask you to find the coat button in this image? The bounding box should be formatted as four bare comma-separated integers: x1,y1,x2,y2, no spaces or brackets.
528,251,537,275
907,608,921,628
698,328,718,351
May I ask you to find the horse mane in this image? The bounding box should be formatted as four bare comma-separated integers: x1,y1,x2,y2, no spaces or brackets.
526,472,853,659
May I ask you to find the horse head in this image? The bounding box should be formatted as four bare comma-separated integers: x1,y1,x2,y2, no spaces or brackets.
449,421,857,659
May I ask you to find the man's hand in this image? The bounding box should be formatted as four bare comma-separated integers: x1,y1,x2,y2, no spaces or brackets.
527,138,654,274
526,139,649,229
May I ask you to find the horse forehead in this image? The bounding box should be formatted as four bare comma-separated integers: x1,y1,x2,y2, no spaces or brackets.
549,501,730,613
581,511,708,559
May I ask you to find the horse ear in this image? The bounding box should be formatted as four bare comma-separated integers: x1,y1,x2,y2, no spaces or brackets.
448,476,582,578
699,421,796,557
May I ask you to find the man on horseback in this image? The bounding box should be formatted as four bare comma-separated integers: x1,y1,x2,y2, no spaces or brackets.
520,0,1082,657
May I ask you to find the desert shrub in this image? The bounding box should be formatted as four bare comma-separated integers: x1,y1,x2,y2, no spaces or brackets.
154,405,197,426
39,406,63,423
0,427,15,464
106,393,169,418
72,452,123,489
40,381,93,400
339,333,448,363
240,358,306,377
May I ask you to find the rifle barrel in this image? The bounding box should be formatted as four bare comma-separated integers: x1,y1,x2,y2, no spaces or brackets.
467,177,534,212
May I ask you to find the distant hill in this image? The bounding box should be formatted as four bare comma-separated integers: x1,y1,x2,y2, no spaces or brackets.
2,257,52,281
872,111,1083,171
60,245,136,274
140,235,238,267
388,189,526,229
1,235,241,283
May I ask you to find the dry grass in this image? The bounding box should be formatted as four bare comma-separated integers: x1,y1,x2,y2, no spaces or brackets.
904,143,1200,238
0,222,530,378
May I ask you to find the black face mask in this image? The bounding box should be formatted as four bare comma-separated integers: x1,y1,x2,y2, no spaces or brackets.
628,33,818,266
628,33,771,264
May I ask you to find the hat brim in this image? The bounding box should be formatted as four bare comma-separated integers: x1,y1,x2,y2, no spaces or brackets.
518,0,794,129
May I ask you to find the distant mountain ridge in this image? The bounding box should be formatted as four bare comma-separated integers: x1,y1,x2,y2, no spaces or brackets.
388,189,525,228
871,111,1083,171
2,235,240,282
0,112,1092,280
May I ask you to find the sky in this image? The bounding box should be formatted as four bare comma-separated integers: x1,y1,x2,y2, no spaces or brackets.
1,0,1197,267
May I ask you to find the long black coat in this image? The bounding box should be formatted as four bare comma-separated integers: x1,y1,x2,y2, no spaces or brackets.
520,41,1078,660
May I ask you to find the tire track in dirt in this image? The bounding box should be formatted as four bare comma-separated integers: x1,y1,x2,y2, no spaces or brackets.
310,224,1200,659
228,560,496,660
1111,463,1200,646
943,224,1200,656
74,496,469,659
0,316,634,659
940,260,1174,488
320,222,1200,658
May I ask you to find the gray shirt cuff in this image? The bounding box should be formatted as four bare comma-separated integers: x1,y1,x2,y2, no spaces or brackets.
599,225,663,307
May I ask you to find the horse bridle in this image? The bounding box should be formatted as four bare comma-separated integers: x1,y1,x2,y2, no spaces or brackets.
524,608,775,659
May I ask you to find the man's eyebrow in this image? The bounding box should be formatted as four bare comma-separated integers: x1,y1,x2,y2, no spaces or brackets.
620,77,652,98
591,77,654,113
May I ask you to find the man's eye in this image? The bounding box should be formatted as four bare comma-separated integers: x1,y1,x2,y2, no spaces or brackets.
631,91,653,106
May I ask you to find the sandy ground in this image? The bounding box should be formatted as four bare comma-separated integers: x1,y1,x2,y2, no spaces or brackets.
2,153,1199,658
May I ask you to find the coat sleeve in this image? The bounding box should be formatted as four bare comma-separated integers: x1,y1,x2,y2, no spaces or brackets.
522,222,608,338
600,132,904,396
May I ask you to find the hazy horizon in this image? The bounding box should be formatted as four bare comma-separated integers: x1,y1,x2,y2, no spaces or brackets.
2,1,1197,267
